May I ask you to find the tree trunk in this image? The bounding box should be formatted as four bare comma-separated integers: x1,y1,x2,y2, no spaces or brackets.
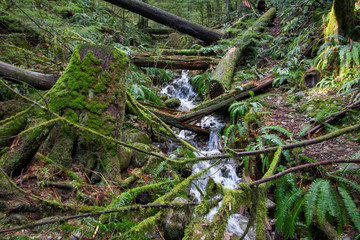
0,44,130,183
102,0,222,43
132,53,218,70
208,7,276,98
176,76,274,123
144,28,174,35
0,61,59,90
325,0,355,37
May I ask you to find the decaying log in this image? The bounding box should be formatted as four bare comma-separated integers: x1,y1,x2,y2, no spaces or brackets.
103,0,222,43
209,8,276,98
176,76,274,123
132,53,218,70
0,61,59,90
158,49,217,56
144,28,174,35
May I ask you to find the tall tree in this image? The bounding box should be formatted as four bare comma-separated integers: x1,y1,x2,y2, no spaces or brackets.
326,0,355,37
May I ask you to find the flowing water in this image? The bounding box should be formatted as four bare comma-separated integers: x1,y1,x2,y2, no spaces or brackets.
162,71,255,239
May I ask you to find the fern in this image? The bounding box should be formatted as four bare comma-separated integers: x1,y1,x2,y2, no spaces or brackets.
304,179,323,225
338,186,360,232
261,134,285,146
316,179,331,225
261,125,294,138
328,174,360,193
275,189,305,236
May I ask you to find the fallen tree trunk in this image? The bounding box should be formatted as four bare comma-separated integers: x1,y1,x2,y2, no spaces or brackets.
209,8,276,98
103,0,222,43
0,53,218,89
158,49,217,56
176,76,274,123
0,61,59,90
132,53,218,70
144,28,174,35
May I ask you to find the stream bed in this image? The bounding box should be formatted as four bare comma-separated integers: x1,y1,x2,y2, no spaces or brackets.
161,71,256,239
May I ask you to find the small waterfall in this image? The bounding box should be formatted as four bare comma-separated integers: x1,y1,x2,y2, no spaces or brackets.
161,71,255,238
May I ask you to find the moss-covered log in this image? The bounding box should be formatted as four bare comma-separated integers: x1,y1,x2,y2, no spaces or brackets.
144,28,174,35
0,44,130,182
132,53,218,70
175,76,273,123
209,8,276,98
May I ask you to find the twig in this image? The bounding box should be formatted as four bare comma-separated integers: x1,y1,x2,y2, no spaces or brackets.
155,225,165,240
248,158,360,187
0,202,198,234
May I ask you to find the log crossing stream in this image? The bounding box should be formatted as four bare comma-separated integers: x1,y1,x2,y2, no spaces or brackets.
161,71,256,238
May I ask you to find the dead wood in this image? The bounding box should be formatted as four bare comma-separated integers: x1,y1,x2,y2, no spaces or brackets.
307,98,360,136
102,0,222,43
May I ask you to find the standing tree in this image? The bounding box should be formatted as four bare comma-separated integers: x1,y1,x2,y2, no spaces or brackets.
325,0,355,37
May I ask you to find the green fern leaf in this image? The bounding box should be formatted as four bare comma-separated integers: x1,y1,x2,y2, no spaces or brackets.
304,179,323,225
328,174,360,193
338,186,360,232
261,134,285,146
284,198,305,238
316,179,331,225
275,189,305,229
261,125,293,138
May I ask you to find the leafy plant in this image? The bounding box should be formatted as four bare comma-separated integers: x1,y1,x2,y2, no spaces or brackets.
191,71,212,98
129,84,162,106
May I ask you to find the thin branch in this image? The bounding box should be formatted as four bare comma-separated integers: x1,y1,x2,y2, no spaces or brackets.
0,202,198,234
248,158,360,186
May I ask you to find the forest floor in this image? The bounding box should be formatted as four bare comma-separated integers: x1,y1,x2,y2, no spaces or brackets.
1,14,360,240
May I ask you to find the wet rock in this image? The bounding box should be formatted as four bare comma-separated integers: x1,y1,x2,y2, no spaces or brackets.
131,143,151,168
306,106,314,111
165,97,181,109
266,198,276,211
122,129,151,144
161,197,193,240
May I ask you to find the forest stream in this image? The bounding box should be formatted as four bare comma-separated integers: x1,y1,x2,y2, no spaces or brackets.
161,71,255,238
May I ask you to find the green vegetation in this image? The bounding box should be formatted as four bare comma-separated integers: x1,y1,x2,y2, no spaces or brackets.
1,0,360,239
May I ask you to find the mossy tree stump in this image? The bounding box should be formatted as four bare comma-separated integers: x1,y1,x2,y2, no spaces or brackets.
0,44,129,183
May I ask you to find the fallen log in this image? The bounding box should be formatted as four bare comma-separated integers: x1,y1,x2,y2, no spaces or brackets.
103,0,222,43
144,28,174,35
0,61,59,90
176,76,274,123
209,8,276,98
307,98,360,136
132,53,218,70
158,49,217,56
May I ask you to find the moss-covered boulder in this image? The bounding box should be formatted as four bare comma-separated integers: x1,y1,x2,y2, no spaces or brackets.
122,129,151,144
160,197,193,240
131,142,151,168
165,97,181,109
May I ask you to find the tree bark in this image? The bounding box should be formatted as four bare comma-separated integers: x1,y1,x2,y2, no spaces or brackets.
325,0,355,37
0,61,59,90
209,7,276,98
176,76,274,123
132,53,218,70
102,0,222,43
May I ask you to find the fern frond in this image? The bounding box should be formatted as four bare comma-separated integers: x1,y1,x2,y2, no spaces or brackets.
297,124,312,137
275,189,305,231
261,134,285,146
328,174,360,193
261,125,294,138
284,198,305,238
316,179,331,225
304,179,323,225
338,186,360,232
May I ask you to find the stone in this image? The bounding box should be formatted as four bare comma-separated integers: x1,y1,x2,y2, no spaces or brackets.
122,129,151,144
131,143,151,168
165,97,181,109
161,197,193,240
9,214,28,225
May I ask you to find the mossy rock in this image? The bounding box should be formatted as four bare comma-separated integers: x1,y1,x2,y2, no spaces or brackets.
122,129,151,144
131,142,151,168
165,97,181,109
161,197,193,240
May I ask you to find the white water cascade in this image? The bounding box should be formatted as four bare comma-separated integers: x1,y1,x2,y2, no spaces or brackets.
162,71,255,239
